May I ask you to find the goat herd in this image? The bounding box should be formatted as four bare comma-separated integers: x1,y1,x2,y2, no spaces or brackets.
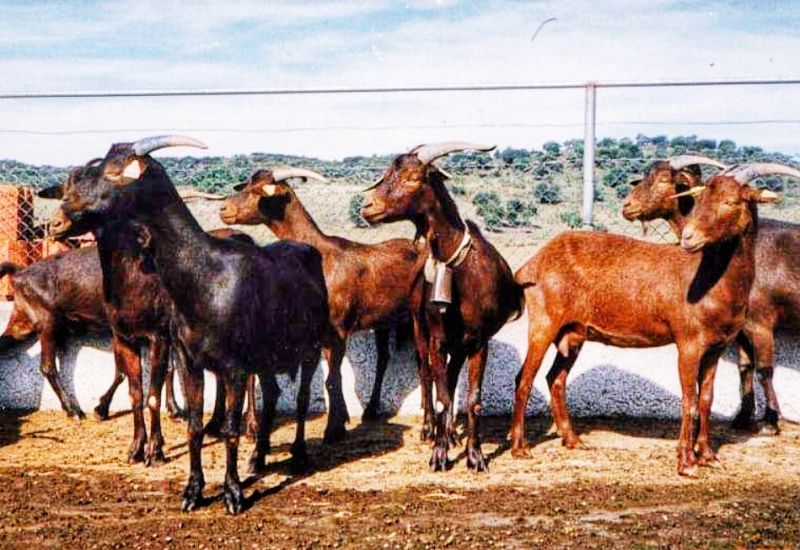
1,136,799,515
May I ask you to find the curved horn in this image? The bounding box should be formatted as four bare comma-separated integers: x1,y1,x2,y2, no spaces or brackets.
668,155,727,171
177,188,224,201
132,135,208,156
411,142,495,165
270,167,329,183
726,162,800,184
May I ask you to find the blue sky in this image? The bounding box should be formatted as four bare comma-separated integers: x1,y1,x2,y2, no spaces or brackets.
1,0,799,164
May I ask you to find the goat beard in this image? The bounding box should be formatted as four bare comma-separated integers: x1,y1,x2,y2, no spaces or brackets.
640,221,648,236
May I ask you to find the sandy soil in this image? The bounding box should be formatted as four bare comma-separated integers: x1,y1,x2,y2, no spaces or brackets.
2,410,800,548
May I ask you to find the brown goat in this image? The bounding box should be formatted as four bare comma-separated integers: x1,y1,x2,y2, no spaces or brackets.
362,142,523,472
623,156,800,433
219,167,425,435
511,162,800,476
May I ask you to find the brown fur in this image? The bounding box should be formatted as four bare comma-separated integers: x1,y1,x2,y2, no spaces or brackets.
362,152,522,472
221,170,426,431
511,172,775,476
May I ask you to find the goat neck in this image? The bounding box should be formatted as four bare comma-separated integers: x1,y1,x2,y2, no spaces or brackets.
263,193,329,251
416,174,467,262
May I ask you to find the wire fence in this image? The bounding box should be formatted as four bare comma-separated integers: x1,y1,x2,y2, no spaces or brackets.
2,79,800,272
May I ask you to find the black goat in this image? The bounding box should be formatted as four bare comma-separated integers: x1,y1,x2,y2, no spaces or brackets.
49,136,329,514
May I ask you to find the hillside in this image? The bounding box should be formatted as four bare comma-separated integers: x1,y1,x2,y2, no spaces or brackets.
5,135,799,269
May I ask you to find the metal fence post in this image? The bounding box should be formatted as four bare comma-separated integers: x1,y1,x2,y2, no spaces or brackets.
582,82,597,228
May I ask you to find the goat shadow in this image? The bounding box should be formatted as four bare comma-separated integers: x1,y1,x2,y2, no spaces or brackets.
538,365,750,451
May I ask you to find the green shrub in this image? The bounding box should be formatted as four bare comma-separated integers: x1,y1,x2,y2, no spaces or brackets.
347,194,370,228
505,198,537,227
560,210,582,229
533,181,563,204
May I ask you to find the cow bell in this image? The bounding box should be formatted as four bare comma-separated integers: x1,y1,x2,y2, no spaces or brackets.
431,263,453,306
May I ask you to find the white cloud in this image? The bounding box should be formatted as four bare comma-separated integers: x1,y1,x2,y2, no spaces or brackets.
0,1,799,164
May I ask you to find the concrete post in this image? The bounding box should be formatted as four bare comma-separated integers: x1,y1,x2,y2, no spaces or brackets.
582,82,597,228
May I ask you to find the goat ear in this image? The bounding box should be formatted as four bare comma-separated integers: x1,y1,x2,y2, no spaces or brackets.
38,185,63,199
754,188,780,204
674,170,699,188
120,158,146,185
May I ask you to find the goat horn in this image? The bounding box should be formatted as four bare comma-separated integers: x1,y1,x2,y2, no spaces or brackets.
177,189,225,201
668,155,727,170
726,163,800,184
669,186,706,199
411,142,495,165
132,135,208,156
362,174,384,192
270,167,329,183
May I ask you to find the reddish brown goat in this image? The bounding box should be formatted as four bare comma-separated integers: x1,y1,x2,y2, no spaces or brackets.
362,142,523,472
219,167,426,436
623,156,800,433
511,162,800,476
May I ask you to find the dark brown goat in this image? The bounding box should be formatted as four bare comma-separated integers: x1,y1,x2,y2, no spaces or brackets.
511,162,800,476
42,179,257,463
220,167,425,434
362,142,523,472
50,136,329,515
623,156,800,432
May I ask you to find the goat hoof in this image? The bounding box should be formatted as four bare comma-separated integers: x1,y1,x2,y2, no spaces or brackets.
203,422,225,439
563,436,591,450
466,447,487,473
730,412,757,432
243,420,259,443
362,406,380,421
180,479,204,513
510,446,531,459
698,454,723,469
93,404,110,421
323,425,347,445
290,453,312,475
429,446,448,472
144,445,166,467
247,455,267,475
168,407,187,421
678,463,699,478
223,482,244,515
420,425,435,443
68,409,86,421
127,445,145,464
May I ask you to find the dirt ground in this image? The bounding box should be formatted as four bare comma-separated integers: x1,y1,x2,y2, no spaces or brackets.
1,411,800,549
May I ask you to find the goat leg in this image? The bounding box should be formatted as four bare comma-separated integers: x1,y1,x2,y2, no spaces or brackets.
164,348,186,420
177,349,205,512
203,373,226,438
545,340,588,450
112,334,147,463
363,328,390,421
95,361,125,421
509,319,555,458
731,332,757,431
248,371,279,474
291,349,320,474
696,349,723,467
144,337,168,467
322,339,348,444
676,346,701,477
751,323,782,435
222,367,246,515
243,374,259,441
464,346,488,472
40,324,85,420
412,314,435,442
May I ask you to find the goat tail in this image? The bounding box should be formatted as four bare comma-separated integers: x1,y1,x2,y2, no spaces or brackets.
0,262,18,280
